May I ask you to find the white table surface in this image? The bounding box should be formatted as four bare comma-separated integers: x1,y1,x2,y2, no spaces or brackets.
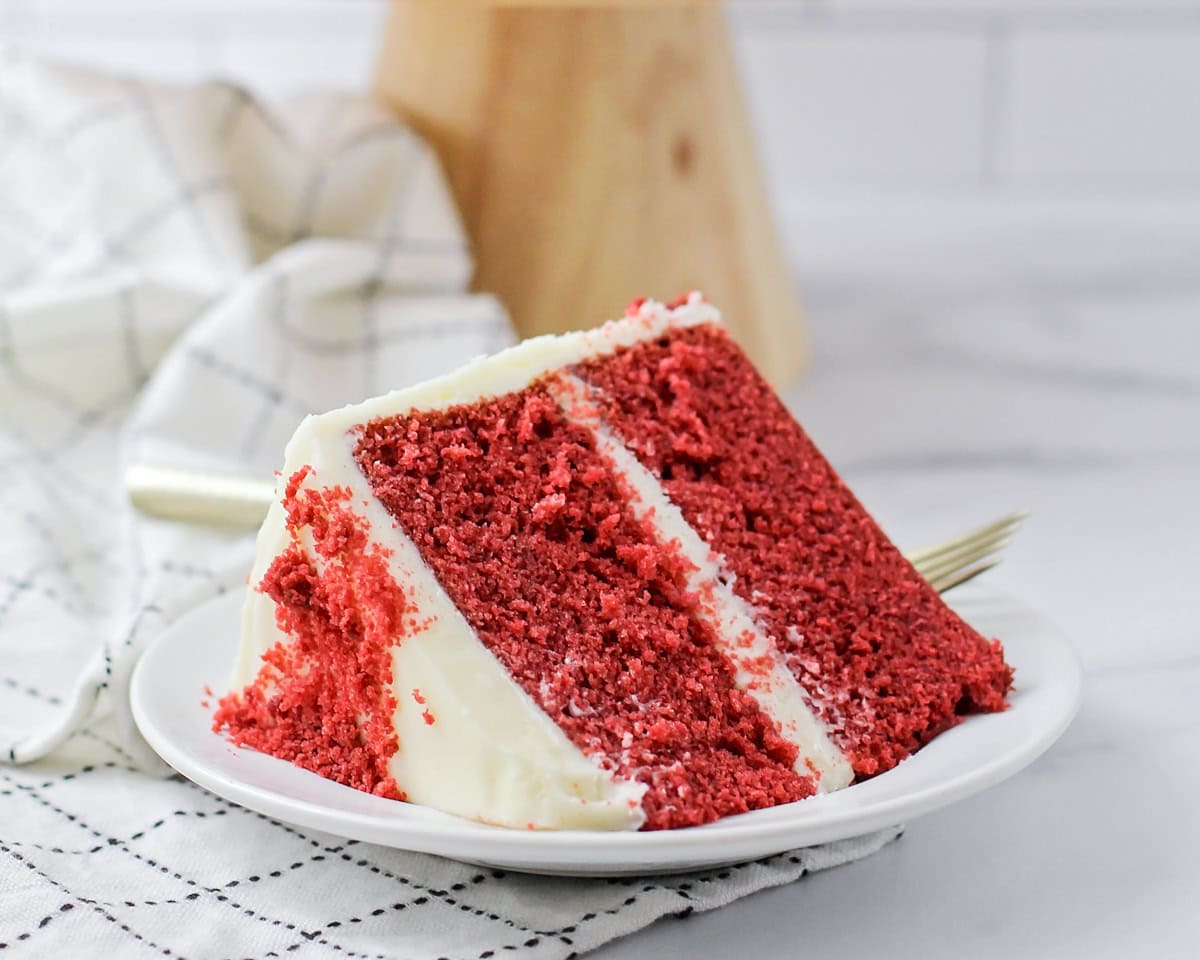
593,199,1200,959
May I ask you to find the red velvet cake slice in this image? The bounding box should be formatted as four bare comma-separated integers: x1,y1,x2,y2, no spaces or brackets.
217,293,1012,831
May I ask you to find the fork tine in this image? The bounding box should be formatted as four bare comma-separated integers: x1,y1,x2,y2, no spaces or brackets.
927,557,1002,594
904,510,1029,567
911,529,1013,576
914,535,1011,581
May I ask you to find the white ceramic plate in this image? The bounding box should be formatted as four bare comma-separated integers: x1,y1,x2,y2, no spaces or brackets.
131,587,1081,877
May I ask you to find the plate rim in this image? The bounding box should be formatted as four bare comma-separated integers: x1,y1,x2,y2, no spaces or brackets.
131,587,1082,874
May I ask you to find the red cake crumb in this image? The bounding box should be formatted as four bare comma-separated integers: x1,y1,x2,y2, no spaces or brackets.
422,709,436,726
624,297,648,317
212,472,409,799
353,384,815,829
576,324,1013,778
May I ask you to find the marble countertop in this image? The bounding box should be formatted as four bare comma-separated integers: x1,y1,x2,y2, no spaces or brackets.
595,199,1200,958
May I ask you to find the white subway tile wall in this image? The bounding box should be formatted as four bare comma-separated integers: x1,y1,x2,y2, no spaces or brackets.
5,0,1200,203
733,28,989,187
1006,30,1200,185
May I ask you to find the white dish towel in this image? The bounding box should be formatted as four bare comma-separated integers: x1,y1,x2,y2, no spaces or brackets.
0,58,899,959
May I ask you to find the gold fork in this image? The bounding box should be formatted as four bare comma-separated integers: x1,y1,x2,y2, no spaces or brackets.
907,511,1029,592
124,465,1026,593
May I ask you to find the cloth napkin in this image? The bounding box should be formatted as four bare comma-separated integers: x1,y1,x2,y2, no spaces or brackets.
0,57,900,958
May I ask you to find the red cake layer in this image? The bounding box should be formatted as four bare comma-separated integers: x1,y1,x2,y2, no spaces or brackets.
576,323,1013,778
352,384,815,829
213,470,409,799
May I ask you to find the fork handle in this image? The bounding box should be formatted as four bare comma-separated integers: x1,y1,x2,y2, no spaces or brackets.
125,465,275,528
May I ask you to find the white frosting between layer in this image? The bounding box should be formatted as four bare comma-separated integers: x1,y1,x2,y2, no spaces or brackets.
550,374,854,791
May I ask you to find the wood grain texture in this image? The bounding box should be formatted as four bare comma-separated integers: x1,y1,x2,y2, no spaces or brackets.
374,1,805,383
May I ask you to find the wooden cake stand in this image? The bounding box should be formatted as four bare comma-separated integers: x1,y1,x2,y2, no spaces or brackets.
374,1,805,382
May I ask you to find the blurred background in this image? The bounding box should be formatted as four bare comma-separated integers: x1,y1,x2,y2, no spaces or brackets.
7,0,1200,311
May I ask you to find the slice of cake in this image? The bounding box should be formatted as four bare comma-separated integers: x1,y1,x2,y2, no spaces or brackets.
215,293,1012,831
